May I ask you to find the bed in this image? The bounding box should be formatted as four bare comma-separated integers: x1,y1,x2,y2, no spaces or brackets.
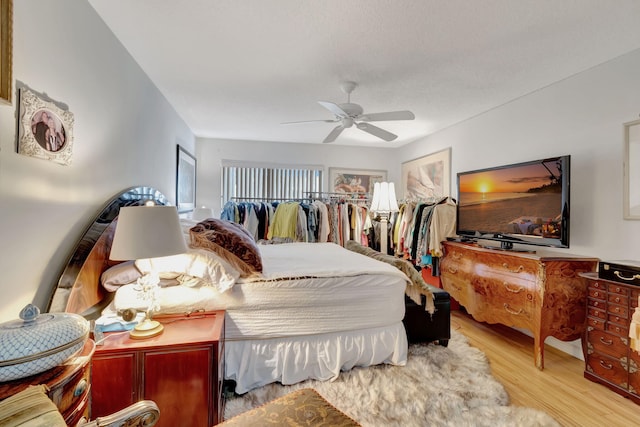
49,187,427,393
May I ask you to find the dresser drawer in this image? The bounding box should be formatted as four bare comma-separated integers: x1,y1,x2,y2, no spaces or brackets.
48,357,91,421
606,322,629,337
588,307,606,320
588,287,606,300
607,303,628,318
587,329,628,358
587,297,606,311
608,293,628,306
587,317,605,330
586,352,628,388
607,283,629,297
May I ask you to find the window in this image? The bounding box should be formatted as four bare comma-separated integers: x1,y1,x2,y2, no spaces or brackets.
221,161,323,203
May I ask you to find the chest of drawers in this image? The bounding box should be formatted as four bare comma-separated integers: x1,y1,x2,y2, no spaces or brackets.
581,272,640,404
440,241,598,369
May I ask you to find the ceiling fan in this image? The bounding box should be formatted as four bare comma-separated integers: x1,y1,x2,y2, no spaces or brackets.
282,81,415,143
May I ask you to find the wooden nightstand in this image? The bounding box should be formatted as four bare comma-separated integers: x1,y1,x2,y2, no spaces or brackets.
91,311,225,427
0,339,95,426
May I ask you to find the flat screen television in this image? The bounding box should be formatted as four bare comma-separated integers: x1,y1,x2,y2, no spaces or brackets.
456,155,570,250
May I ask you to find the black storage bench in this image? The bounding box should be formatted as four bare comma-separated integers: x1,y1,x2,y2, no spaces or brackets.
403,287,451,346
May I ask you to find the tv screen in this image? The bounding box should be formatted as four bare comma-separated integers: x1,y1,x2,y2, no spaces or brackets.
456,155,570,249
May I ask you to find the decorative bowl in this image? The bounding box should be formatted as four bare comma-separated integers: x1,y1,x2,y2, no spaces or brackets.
0,304,89,382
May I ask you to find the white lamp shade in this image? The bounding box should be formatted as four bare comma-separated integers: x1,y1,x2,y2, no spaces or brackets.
370,182,399,213
109,205,188,261
192,206,214,221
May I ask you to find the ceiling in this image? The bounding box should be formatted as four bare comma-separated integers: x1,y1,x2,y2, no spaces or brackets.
88,0,640,147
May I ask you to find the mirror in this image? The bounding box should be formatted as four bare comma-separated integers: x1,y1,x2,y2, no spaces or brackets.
624,119,640,219
47,186,168,318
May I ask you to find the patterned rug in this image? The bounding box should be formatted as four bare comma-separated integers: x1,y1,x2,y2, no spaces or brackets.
224,330,560,427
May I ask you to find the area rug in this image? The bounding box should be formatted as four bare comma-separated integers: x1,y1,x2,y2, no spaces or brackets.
224,330,560,426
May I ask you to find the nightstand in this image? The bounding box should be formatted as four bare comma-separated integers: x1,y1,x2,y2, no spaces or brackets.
91,311,225,427
0,339,95,426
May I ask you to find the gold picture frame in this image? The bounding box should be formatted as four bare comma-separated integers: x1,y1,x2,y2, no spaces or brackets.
0,0,12,104
401,147,451,200
17,88,75,165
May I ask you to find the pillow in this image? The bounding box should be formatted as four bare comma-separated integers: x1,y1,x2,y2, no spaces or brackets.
135,248,240,292
189,219,263,277
101,261,142,292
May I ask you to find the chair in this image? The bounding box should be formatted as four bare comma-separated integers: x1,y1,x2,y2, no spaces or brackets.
0,385,159,427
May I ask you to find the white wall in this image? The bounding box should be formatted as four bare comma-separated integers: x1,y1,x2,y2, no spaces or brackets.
399,48,640,358
0,0,194,322
196,138,399,215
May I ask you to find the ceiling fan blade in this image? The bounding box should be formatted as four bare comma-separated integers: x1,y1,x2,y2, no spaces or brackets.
358,110,415,122
323,125,345,143
318,101,349,118
281,119,337,125
356,122,398,142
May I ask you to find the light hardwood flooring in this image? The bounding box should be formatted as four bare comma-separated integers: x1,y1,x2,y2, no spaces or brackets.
451,310,640,427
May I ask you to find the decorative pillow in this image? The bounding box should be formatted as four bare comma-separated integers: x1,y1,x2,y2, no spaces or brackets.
101,261,142,292
135,248,240,292
189,219,263,277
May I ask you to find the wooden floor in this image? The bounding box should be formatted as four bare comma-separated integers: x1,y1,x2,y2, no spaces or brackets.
451,310,640,427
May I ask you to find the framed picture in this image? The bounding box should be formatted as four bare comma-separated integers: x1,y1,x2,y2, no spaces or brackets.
401,147,451,200
176,145,196,213
624,119,640,219
17,87,74,165
328,167,387,195
0,0,12,105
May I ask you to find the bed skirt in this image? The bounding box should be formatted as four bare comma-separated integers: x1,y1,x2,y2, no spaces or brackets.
225,322,408,394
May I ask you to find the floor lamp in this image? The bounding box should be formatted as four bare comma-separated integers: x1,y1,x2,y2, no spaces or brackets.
109,205,188,339
370,182,399,255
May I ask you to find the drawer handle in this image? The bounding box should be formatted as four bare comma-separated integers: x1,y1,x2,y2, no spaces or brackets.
503,304,523,315
502,263,524,273
74,379,87,397
452,252,463,260
447,266,458,274
614,297,620,303
614,271,640,281
504,284,524,293
599,360,613,370
599,337,613,346
593,291,600,297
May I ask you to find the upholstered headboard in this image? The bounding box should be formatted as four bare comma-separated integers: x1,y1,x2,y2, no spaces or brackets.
47,187,169,319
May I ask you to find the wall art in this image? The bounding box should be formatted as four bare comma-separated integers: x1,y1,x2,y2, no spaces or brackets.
401,147,451,200
17,87,74,165
328,167,387,196
176,145,196,213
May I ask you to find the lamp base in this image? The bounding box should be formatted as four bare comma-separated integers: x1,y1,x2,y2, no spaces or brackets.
129,318,164,339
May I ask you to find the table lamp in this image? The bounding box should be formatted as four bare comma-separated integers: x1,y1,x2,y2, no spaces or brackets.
370,182,399,255
109,205,188,339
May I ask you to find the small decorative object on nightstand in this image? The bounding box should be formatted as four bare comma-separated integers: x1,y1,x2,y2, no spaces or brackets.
109,205,188,339
92,311,225,426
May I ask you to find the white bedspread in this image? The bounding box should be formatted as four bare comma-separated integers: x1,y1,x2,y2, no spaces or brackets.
112,242,409,339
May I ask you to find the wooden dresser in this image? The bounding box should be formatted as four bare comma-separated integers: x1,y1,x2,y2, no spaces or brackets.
580,272,640,404
0,339,95,426
91,311,225,426
440,241,598,369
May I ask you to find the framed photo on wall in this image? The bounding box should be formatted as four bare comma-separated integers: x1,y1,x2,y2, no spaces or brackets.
328,167,387,195
624,118,640,219
176,145,196,213
401,147,451,200
17,87,74,165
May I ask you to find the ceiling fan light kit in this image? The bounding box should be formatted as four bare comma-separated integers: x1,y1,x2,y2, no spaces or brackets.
282,81,415,143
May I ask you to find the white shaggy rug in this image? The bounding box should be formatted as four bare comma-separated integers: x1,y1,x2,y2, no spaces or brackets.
224,330,560,426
